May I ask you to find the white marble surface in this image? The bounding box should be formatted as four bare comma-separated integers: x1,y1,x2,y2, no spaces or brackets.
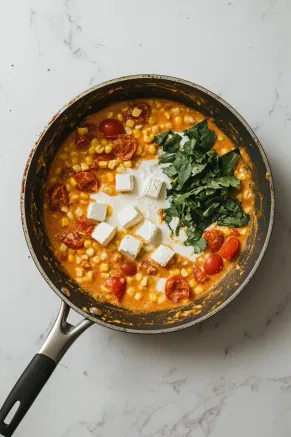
0,0,291,436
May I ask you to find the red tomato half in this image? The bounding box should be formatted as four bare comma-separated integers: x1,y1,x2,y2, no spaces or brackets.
203,229,224,253
75,171,98,193
113,134,138,160
220,237,240,260
99,119,125,140
121,261,137,276
193,265,209,284
165,276,190,303
75,218,96,235
203,254,223,275
48,183,68,211
106,275,126,302
61,232,84,249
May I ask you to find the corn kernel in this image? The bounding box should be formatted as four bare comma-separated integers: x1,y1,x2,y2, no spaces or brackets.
92,242,99,250
102,186,112,195
126,119,135,128
125,127,133,135
101,139,108,146
133,130,140,139
116,112,124,122
106,172,115,182
170,268,180,276
69,193,79,201
68,254,75,263
107,112,113,118
96,145,105,154
78,127,88,136
100,263,109,272
195,285,204,295
156,102,161,108
116,165,125,174
73,164,81,173
184,115,195,124
98,161,108,168
140,276,148,287
124,160,132,168
136,145,143,156
86,248,95,257
121,106,129,112
224,228,231,236
75,207,83,217
127,287,135,296
75,267,83,277
149,116,156,125
91,138,99,147
60,206,69,213
181,268,189,278
175,116,183,126
85,271,94,282
108,160,117,170
61,217,69,227
80,199,88,205
85,156,93,166
165,122,172,129
134,292,143,301
100,273,110,279
84,240,91,249
240,227,247,235
243,206,252,214
81,254,89,260
75,256,81,265
70,177,77,187
71,157,78,165
105,144,113,154
89,146,96,155
64,146,69,152
79,192,89,200
164,111,171,120
68,248,75,255
55,167,62,176
171,107,180,115
92,255,100,264
67,211,74,220
136,273,142,281
157,294,166,304
60,243,67,252
189,280,196,289
132,107,142,117
148,145,156,154
149,293,157,302
144,134,154,143
100,285,109,293
127,277,134,284
59,153,69,160
100,252,108,261
80,162,89,171
152,125,159,134
77,249,85,255
244,190,253,200
50,177,57,184
76,278,84,284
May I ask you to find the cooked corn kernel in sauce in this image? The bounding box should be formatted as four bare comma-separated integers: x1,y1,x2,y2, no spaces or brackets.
43,99,255,312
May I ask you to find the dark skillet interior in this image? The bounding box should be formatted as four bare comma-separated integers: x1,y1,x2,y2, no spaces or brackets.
22,76,274,332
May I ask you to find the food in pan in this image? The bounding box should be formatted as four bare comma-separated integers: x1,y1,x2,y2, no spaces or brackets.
43,99,254,311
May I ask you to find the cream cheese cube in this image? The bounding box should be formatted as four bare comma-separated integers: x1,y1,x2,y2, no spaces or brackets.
136,219,159,243
119,235,142,259
151,245,175,267
92,222,116,246
87,202,107,222
142,178,163,199
118,205,142,229
116,174,134,192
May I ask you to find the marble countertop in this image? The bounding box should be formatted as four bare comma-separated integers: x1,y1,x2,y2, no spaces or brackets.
1,0,291,436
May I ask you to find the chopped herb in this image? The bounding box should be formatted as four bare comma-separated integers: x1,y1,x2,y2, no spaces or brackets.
156,121,250,253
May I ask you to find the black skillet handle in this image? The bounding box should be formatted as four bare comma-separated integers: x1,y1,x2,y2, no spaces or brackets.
0,302,92,437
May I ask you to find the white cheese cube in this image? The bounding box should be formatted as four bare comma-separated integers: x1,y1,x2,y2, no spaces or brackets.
87,202,107,222
92,222,116,246
151,245,175,267
143,178,163,199
119,235,142,259
156,278,167,293
116,174,134,192
118,205,142,229
136,219,159,243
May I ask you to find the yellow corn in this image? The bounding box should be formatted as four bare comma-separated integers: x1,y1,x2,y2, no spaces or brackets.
100,263,109,272
70,177,77,187
101,273,110,279
127,287,135,296
88,146,96,155
171,107,180,115
85,156,93,165
140,276,148,287
105,144,113,154
55,167,62,176
117,113,124,121
148,145,156,154
59,153,69,160
68,248,75,255
175,116,183,126
189,280,196,289
102,186,112,195
149,293,157,302
165,122,172,129
75,207,83,217
135,273,142,281
132,107,142,117
80,192,89,200
92,255,100,264
126,119,135,128
164,111,171,120
78,127,88,136
116,165,125,174
134,292,143,301
195,285,204,295
181,268,188,278
80,199,89,205
75,256,81,265
108,160,117,170
100,252,108,261
133,130,140,139
107,112,113,118
72,164,81,173
151,125,159,134
121,106,129,112
98,161,108,169
81,162,89,171
106,172,115,182
85,271,94,282
100,285,109,293
170,268,180,276
86,247,95,257
84,240,91,249
184,115,195,124
61,217,69,227
101,139,108,146
67,211,74,220
136,145,143,156
91,138,99,147
68,254,75,263
123,160,132,168
157,294,166,304
75,267,83,277
125,127,133,135
96,145,105,154
60,243,67,252
71,157,79,165
69,193,79,202
144,134,154,143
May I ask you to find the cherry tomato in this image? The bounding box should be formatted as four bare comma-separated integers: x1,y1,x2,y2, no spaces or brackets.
165,276,190,303
193,265,209,284
75,218,96,235
121,261,137,276
220,237,240,260
203,229,224,253
106,274,126,302
48,183,68,211
139,260,158,276
124,102,150,123
113,134,138,160
99,119,125,140
203,254,223,275
61,232,84,249
75,171,98,193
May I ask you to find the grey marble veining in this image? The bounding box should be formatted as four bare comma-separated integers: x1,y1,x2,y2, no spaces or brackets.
1,0,291,436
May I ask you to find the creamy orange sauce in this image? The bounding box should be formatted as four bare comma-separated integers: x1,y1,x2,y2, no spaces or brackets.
43,99,254,312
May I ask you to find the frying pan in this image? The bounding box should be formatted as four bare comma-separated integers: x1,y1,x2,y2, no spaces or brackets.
0,75,274,436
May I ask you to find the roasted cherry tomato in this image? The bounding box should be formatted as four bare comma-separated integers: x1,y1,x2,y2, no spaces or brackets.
139,260,158,276
48,183,68,211
75,171,98,193
193,265,209,284
113,134,138,160
203,254,223,275
220,237,240,260
165,276,190,303
75,123,97,150
121,261,137,276
106,274,126,302
75,217,96,235
203,229,224,253
99,119,125,140
61,232,84,249
124,102,150,123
